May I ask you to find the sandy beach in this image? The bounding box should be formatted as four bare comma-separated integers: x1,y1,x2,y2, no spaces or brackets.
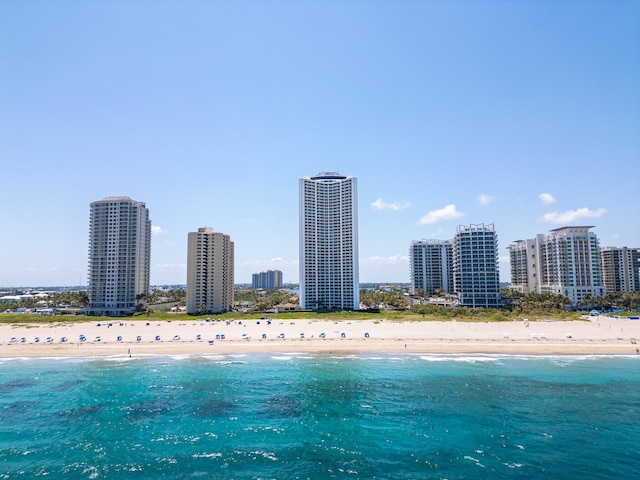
1,315,640,357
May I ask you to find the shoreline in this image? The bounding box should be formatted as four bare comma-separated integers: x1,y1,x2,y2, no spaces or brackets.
1,316,639,357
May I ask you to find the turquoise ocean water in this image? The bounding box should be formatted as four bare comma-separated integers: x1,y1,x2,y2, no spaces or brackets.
1,354,639,479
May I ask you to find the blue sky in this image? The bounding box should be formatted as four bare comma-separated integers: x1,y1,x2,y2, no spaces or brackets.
1,0,638,287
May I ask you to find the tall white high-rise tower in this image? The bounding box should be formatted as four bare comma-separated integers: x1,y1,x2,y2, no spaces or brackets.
85,196,151,316
453,224,502,308
299,172,359,310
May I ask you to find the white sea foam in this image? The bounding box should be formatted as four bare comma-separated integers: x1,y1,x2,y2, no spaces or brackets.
192,452,222,459
418,354,504,363
271,355,295,361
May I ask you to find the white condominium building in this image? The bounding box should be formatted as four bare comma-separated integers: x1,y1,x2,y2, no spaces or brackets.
508,237,542,294
299,172,359,310
600,246,640,293
85,196,151,316
186,227,234,314
508,226,605,305
409,239,453,295
453,224,502,308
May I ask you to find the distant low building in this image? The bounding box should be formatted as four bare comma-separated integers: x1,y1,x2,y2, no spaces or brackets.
252,270,283,290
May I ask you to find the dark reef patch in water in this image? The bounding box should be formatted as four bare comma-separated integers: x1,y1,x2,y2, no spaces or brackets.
52,379,85,392
262,396,302,418
0,400,40,420
194,398,236,417
124,399,178,421
0,379,38,394
58,404,104,419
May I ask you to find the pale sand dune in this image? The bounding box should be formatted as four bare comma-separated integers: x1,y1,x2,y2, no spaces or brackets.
1,316,639,357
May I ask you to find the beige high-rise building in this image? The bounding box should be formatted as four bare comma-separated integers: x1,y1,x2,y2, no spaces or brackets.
600,246,640,293
186,227,234,314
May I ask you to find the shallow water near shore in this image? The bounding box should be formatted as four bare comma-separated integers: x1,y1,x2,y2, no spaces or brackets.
1,354,639,479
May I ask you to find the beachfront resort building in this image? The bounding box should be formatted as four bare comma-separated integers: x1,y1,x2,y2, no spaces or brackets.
84,196,151,316
299,172,359,310
600,246,640,293
453,224,502,308
409,239,453,295
508,237,542,295
186,227,234,314
252,270,283,290
508,226,605,305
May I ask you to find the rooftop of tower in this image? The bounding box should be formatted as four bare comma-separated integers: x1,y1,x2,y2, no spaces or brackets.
102,196,133,201
309,172,348,180
549,226,595,233
90,196,146,208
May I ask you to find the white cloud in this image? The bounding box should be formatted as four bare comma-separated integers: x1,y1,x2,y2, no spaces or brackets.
539,193,556,204
155,263,186,269
541,207,607,224
361,255,409,265
152,225,166,234
270,257,283,262
371,198,411,211
418,204,463,224
477,194,495,206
